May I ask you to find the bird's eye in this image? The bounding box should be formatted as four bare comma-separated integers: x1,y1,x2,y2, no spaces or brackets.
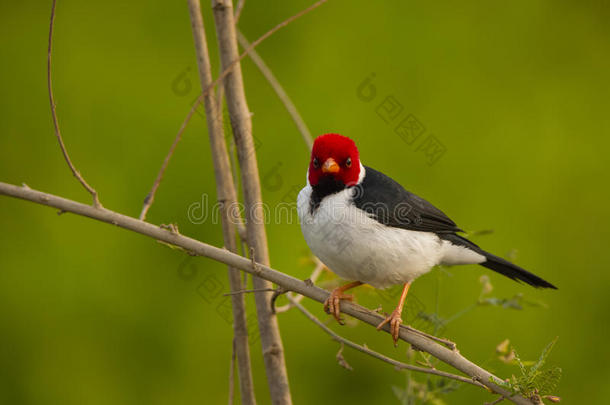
313,157,320,168
345,157,352,168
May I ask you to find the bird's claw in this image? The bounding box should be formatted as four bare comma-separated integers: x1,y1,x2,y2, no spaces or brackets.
376,309,403,346
323,289,354,325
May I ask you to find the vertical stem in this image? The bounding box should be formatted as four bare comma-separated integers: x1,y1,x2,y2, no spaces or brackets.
187,1,256,404
211,1,292,404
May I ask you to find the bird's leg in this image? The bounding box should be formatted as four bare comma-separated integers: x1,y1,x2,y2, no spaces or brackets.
324,281,363,325
376,281,412,346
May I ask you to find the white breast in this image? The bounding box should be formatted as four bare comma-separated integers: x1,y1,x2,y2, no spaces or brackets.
297,185,446,289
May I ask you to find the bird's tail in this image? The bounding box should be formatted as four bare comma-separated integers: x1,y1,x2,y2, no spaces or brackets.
479,251,557,289
440,233,557,289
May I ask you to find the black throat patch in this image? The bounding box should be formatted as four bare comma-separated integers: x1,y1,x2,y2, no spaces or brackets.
309,176,347,214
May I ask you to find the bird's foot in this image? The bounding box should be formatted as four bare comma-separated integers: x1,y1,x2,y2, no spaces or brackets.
324,288,354,325
376,309,403,346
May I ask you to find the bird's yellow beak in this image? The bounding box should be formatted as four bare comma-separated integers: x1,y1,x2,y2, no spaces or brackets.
322,158,340,174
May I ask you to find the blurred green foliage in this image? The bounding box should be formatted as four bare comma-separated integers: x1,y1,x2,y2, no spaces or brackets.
1,0,609,403
495,336,562,400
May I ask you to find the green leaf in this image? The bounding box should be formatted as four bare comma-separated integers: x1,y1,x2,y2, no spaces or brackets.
513,348,528,376
530,336,558,374
503,338,562,397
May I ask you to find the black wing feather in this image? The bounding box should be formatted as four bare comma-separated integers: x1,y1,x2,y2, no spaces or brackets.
353,166,463,234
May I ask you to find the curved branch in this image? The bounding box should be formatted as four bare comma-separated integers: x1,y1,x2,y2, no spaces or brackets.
0,181,533,405
47,0,102,208
287,296,486,388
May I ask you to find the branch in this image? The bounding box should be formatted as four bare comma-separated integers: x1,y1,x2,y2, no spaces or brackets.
228,337,236,405
0,181,534,405
212,1,293,403
47,0,102,208
236,30,313,150
275,259,324,313
234,0,246,24
287,296,486,388
138,0,327,220
187,1,256,404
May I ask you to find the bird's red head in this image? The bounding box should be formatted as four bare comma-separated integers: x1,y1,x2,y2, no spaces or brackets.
308,133,361,187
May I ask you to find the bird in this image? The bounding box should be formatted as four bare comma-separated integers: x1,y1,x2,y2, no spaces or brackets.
297,133,557,344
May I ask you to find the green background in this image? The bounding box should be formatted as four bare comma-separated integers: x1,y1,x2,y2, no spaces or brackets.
1,0,608,403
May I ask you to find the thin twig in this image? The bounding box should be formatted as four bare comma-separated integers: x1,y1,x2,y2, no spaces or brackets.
270,286,288,312
234,0,246,24
485,396,507,405
47,0,102,208
138,0,327,220
223,288,277,296
0,181,533,405
335,343,353,370
288,296,486,388
187,1,256,403
138,110,190,220
228,337,236,405
237,30,313,150
404,326,456,350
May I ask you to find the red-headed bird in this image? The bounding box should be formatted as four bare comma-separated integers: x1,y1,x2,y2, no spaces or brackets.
297,133,556,344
